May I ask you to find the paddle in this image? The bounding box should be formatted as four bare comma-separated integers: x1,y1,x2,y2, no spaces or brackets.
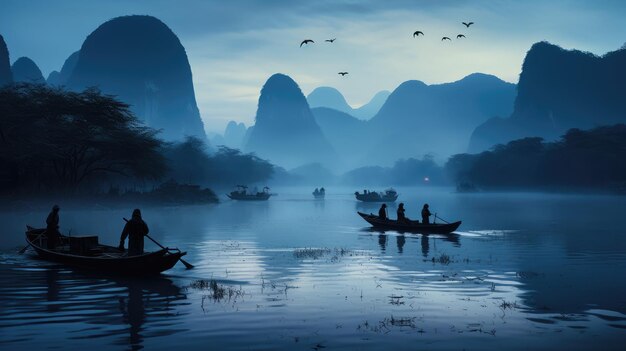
18,229,47,254
123,218,194,269
434,213,451,224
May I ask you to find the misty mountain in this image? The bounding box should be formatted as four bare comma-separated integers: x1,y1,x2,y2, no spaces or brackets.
47,51,79,86
310,73,515,169
223,121,247,149
0,35,11,86
366,73,515,163
11,57,45,84
245,73,335,168
469,41,626,152
307,86,390,120
311,107,366,159
66,15,206,141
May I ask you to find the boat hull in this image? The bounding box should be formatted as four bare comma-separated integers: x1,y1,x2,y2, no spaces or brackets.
227,193,272,201
25,228,184,275
357,212,461,234
355,194,398,202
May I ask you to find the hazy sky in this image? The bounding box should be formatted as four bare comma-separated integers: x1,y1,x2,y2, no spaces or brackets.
1,0,625,133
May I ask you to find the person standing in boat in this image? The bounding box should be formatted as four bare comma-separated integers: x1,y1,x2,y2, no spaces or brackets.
397,203,409,222
378,203,388,220
45,204,61,249
119,209,149,256
421,204,432,224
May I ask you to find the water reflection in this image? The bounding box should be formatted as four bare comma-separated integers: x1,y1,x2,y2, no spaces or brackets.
3,189,626,350
0,265,188,350
396,234,405,254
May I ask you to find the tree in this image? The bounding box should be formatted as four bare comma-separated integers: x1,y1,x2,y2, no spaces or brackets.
0,83,166,192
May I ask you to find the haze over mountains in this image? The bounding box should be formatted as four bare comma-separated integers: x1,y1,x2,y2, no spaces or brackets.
244,73,336,169
3,12,625,177
470,42,626,152
306,73,516,170
307,87,391,120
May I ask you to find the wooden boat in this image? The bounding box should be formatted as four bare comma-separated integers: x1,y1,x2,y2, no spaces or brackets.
312,187,326,199
355,188,398,202
227,185,272,201
357,212,461,234
25,226,185,275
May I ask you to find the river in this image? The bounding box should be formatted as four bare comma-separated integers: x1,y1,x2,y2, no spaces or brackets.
1,187,625,350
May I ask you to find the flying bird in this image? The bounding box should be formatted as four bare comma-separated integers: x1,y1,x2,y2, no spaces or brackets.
442,37,451,41
300,39,314,47
462,22,474,28
413,31,424,37
457,34,466,39
338,72,349,76
325,38,336,43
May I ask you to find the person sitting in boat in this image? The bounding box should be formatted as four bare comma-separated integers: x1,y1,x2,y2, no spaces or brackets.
119,209,149,256
378,203,388,220
320,187,325,194
421,204,432,224
314,188,319,195
397,203,409,222
45,204,61,249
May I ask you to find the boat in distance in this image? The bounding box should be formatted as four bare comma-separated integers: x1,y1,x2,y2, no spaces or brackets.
355,188,398,202
227,185,272,201
313,187,326,199
25,226,185,275
357,212,461,234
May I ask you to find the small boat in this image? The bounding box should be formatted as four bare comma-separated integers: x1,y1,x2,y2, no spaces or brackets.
357,212,461,234
312,187,326,199
227,185,272,201
25,226,185,275
355,188,398,202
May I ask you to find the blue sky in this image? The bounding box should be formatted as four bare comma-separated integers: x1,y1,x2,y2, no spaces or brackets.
1,0,625,133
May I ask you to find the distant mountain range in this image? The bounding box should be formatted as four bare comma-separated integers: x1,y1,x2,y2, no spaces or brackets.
240,72,515,170
307,87,391,120
469,41,626,152
307,73,516,169
244,73,336,168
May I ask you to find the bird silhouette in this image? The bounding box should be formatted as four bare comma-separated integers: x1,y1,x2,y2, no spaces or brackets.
300,39,314,47
338,72,348,76
462,22,474,28
441,37,451,41
457,34,466,39
413,31,424,37
325,38,336,43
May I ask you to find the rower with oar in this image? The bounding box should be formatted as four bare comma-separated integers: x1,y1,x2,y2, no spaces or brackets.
119,209,149,256
120,209,193,269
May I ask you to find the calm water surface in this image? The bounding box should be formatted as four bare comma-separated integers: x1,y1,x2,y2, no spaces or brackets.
1,187,626,350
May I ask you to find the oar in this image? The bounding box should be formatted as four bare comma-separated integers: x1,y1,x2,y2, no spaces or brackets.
18,229,47,254
123,218,194,269
434,213,450,224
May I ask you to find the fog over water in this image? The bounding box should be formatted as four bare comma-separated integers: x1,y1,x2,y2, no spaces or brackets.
1,187,625,350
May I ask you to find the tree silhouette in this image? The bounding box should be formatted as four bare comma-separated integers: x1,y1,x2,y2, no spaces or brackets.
0,83,166,192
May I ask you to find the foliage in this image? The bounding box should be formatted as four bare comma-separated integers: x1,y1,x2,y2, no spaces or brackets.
0,83,166,193
162,138,274,186
341,155,445,185
445,125,626,190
